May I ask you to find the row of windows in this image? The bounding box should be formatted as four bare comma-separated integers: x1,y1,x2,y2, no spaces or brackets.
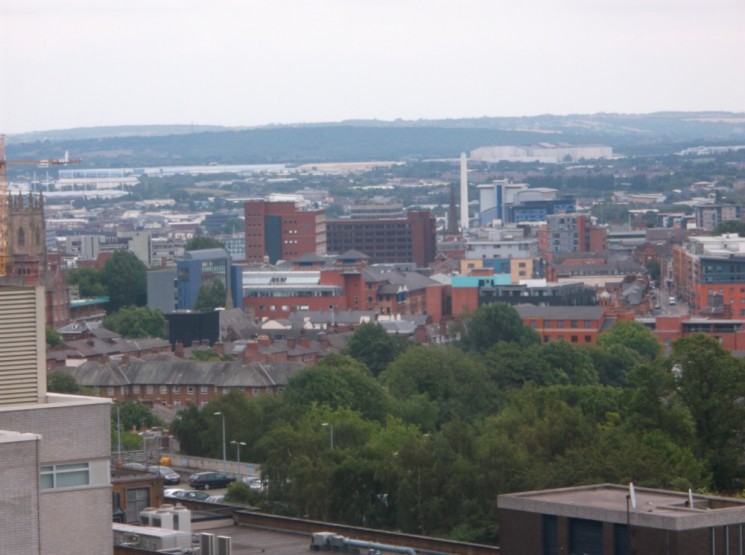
529,320,595,328
543,335,593,343
99,385,264,396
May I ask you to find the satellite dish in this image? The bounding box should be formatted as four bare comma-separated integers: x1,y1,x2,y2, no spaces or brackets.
629,482,637,510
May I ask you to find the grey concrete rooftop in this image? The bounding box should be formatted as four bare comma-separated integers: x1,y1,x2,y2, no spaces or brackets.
498,484,745,531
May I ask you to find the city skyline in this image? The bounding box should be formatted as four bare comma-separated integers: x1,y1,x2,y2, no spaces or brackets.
1,0,744,134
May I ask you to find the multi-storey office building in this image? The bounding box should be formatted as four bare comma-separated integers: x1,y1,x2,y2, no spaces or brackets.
244,200,326,264
326,209,436,267
671,234,745,314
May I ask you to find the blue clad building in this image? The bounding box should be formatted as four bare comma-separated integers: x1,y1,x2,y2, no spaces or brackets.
176,248,237,310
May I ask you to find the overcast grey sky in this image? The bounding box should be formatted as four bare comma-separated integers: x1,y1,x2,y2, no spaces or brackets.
1,0,744,134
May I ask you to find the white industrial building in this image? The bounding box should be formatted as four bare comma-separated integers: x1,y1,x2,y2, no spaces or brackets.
471,143,612,164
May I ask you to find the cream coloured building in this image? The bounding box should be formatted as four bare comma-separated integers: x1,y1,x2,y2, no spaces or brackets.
0,285,113,555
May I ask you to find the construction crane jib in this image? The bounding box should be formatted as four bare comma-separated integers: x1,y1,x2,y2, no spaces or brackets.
0,134,80,277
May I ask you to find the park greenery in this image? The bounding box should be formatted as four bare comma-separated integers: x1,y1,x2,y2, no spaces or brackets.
194,279,227,311
162,303,745,544
185,236,226,251
102,305,166,338
66,250,148,312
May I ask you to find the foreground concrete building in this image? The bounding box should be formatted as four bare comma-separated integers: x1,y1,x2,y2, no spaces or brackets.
499,483,745,555
0,285,113,555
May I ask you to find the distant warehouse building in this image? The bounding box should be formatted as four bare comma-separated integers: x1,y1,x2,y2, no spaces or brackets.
326,209,437,267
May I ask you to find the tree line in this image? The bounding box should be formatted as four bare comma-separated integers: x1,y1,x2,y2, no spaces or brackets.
165,304,745,544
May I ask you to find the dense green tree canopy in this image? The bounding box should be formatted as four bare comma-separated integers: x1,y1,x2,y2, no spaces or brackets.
596,320,661,361
103,305,166,338
282,354,390,422
47,372,82,394
185,236,225,251
165,328,745,543
101,250,148,311
345,322,408,377
670,334,745,490
713,220,745,236
383,345,500,427
194,279,227,311
46,325,62,347
66,266,107,298
457,303,540,354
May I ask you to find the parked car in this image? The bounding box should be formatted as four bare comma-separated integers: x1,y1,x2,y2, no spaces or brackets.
669,296,677,305
165,489,211,502
206,495,225,504
147,465,181,485
242,476,267,492
188,471,236,490
121,462,147,471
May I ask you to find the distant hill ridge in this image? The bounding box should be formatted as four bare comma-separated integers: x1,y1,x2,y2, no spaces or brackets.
6,112,745,167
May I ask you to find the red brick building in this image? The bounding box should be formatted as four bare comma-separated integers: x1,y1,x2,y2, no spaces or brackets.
515,305,609,345
244,200,326,263
326,209,437,267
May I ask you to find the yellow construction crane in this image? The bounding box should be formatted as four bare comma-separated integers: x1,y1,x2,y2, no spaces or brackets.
0,134,80,276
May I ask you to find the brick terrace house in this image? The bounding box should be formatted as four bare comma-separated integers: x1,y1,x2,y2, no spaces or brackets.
514,304,612,345
54,358,307,410
47,328,171,370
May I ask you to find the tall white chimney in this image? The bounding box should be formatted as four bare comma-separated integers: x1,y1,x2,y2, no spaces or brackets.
460,152,469,231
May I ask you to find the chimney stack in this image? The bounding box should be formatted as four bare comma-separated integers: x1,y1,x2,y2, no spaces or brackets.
460,152,469,232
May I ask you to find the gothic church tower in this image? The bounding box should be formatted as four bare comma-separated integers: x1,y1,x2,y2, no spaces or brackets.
6,192,47,284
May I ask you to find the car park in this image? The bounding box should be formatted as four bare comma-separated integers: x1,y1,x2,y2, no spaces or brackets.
148,465,181,485
188,471,236,490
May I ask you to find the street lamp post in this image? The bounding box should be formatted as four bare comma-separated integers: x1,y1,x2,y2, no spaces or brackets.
214,411,227,472
321,422,334,449
231,440,246,469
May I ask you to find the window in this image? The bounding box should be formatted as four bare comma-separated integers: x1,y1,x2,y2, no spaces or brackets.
585,335,592,343
41,462,90,490
106,387,114,396
200,386,208,394
146,385,153,394
159,385,167,394
173,385,181,394
187,386,194,395
252,388,259,397
133,385,140,394
571,336,578,343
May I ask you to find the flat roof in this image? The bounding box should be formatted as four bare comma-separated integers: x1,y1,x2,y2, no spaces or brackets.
499,484,745,531
202,524,311,555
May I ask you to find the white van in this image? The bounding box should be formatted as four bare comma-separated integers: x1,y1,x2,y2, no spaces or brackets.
669,296,677,305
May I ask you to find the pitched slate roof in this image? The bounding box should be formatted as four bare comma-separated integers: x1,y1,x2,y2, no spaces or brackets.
514,304,607,320
58,359,306,388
